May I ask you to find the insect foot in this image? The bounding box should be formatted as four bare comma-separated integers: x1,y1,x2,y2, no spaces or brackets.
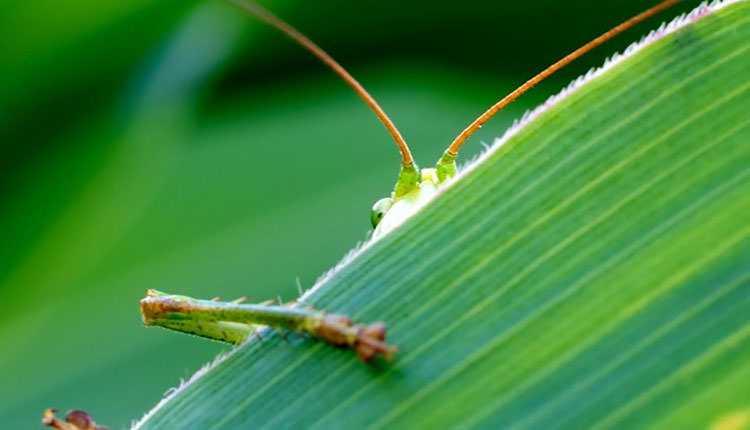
42,409,108,430
311,314,397,362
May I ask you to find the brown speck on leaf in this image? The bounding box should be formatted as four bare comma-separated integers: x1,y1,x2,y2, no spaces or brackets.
66,410,96,429
42,409,109,430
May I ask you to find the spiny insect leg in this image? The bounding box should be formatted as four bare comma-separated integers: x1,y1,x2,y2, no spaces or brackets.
140,290,397,361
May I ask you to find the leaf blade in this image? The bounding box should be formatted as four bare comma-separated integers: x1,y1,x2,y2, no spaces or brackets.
136,2,750,428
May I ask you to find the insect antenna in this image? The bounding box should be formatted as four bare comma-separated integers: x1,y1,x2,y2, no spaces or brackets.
438,0,683,170
229,0,415,167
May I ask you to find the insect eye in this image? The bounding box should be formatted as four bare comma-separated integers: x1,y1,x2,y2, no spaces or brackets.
370,197,394,228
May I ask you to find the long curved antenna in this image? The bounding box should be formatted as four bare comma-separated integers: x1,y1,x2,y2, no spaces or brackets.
229,0,414,166
445,0,682,157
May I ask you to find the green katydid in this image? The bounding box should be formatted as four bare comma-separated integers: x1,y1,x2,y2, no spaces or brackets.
140,0,683,362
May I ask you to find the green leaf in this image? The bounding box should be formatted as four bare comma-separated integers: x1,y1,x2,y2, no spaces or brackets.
135,2,749,428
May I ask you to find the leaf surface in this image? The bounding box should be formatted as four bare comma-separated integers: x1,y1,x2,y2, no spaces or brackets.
136,2,750,428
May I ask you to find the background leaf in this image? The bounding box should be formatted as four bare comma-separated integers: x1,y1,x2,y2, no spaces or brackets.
134,2,749,428
4,0,647,425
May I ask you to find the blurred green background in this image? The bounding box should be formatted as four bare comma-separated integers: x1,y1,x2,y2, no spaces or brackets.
0,0,702,427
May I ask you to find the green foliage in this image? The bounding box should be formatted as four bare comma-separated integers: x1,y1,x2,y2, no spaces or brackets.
1,2,541,426
135,2,749,428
